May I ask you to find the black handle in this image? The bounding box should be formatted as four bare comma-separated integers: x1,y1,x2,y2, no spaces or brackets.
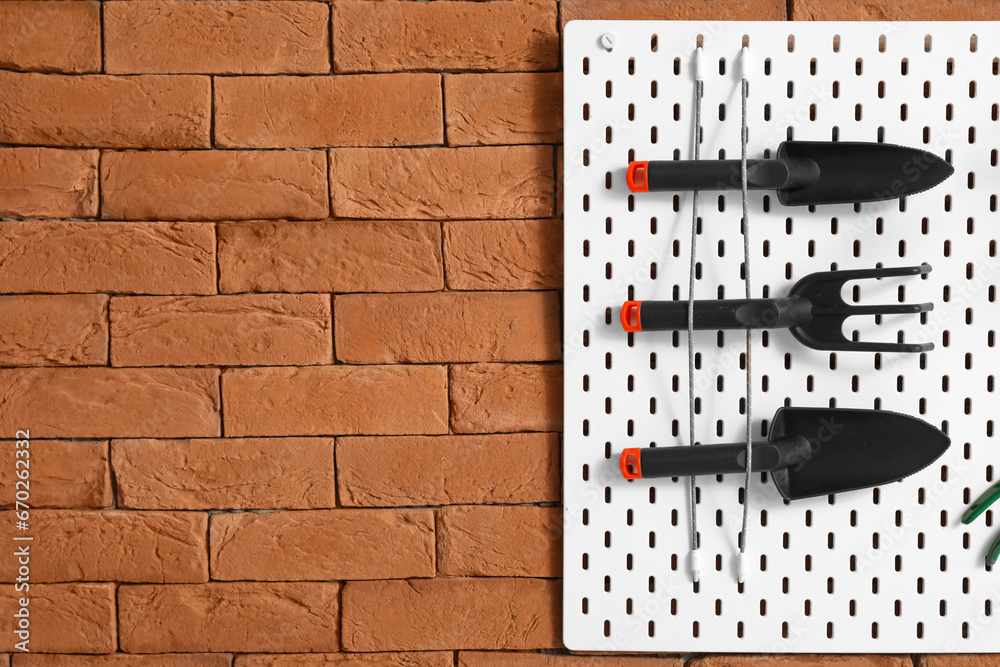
620,435,811,479
627,158,819,193
622,297,813,332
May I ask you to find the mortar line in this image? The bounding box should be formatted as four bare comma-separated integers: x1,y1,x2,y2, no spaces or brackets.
106,438,117,509
327,1,334,73
105,292,112,367
333,434,341,508
330,292,336,364
441,73,448,147
214,222,221,295
100,1,106,74
218,368,225,439
114,582,121,651
210,76,216,147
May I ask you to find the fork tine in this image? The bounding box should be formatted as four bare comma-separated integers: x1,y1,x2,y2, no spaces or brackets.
812,302,934,317
831,263,931,282
793,263,932,289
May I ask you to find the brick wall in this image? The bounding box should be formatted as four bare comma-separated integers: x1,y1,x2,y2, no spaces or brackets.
0,0,997,665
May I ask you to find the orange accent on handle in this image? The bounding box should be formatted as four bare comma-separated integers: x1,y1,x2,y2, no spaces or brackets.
626,161,649,192
621,301,642,332
620,448,642,480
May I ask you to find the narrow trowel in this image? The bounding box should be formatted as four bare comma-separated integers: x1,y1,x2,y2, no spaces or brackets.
626,141,954,206
620,407,950,501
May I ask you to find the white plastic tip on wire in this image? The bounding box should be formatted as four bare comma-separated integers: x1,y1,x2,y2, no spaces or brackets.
740,46,750,80
694,46,703,80
690,549,702,583
738,552,749,584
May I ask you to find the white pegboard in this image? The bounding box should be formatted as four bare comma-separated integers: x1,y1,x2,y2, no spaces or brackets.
562,21,1000,653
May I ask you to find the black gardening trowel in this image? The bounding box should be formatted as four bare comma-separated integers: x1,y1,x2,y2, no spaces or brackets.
626,141,954,206
620,407,949,501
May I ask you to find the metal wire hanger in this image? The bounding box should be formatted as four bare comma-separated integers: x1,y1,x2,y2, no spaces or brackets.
686,45,704,588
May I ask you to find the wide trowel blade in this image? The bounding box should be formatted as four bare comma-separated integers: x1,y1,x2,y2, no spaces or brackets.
776,141,954,206
767,407,950,501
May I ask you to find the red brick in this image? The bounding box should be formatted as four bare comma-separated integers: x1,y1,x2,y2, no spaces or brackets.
111,294,332,367
335,292,560,363
0,440,111,509
119,582,340,653
444,219,562,290
561,0,785,25
689,658,910,667
222,365,448,437
12,655,229,667
450,363,562,433
918,657,996,667
0,295,107,366
438,505,560,577
0,148,97,219
342,578,559,651
0,368,220,439
218,220,443,294
105,1,330,75
460,654,683,667
0,221,215,295
330,146,554,219
0,72,209,149
210,509,435,580
334,0,557,73
0,583,115,653
216,74,442,148
0,2,100,73
236,654,453,667
113,438,335,510
101,150,329,221
791,0,1000,19
338,433,560,507
0,510,207,583
445,73,561,145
